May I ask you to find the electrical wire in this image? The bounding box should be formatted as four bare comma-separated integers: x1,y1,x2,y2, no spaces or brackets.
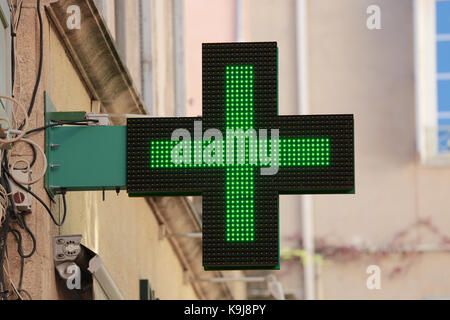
9,138,47,185
18,289,31,300
12,119,98,170
0,116,85,296
8,228,35,259
2,158,36,259
18,254,24,290
1,0,77,298
0,184,8,229
9,0,16,95
0,0,42,300
0,95,29,144
3,164,67,227
0,116,96,188
13,0,23,32
18,0,43,131
10,0,24,113
6,119,97,175
0,154,36,300
24,119,99,136
7,0,34,177
12,140,37,170
3,254,23,300
0,171,13,299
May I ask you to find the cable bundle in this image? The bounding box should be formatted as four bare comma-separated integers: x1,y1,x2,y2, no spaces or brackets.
0,185,7,228
0,0,44,300
0,0,101,300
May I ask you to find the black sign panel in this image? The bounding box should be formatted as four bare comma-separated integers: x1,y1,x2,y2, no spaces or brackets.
127,42,354,270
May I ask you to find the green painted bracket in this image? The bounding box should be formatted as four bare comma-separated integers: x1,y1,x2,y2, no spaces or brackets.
44,93,126,196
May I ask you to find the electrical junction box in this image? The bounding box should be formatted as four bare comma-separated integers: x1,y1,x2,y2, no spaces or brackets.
10,169,32,213
54,234,83,262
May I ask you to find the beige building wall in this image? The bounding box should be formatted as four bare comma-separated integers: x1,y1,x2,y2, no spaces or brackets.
184,0,236,117
308,0,450,299
151,0,176,116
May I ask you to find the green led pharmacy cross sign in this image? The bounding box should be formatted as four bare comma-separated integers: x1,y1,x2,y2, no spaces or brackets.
127,42,355,270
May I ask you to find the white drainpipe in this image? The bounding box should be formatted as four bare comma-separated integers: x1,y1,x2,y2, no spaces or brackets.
296,0,315,300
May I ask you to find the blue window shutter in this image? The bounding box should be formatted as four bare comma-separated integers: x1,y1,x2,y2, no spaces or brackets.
437,1,450,34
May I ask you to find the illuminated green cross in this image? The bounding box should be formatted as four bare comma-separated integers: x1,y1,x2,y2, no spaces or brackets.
127,42,354,270
148,65,330,243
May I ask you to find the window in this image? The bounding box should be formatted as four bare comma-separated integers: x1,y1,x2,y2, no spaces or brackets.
415,0,450,164
437,1,450,153
0,1,11,121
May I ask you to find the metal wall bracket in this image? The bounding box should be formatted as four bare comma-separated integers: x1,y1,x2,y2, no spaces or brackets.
53,234,124,300
44,93,126,196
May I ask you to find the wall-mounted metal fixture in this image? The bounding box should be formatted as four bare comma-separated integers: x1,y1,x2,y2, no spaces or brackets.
53,234,124,300
88,255,124,300
45,93,126,197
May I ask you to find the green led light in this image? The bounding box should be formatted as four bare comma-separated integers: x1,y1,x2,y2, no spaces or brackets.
149,138,330,169
148,65,331,243
225,65,255,243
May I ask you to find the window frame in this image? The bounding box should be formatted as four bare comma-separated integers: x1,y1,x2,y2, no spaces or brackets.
415,0,450,165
